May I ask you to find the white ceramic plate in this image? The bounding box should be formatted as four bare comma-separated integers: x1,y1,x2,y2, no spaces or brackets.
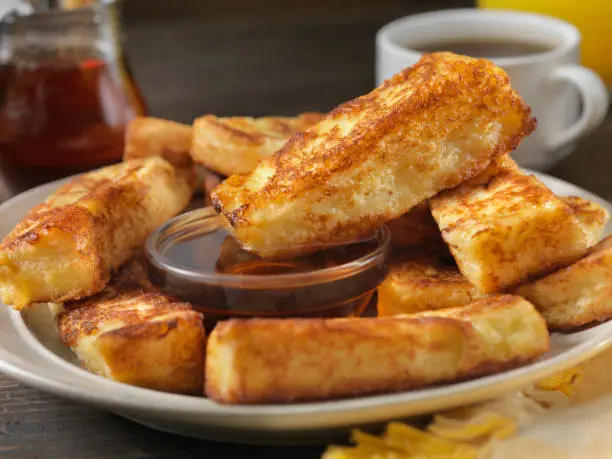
0,173,612,445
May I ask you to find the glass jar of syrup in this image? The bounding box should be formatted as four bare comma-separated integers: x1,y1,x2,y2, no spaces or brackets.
0,0,146,198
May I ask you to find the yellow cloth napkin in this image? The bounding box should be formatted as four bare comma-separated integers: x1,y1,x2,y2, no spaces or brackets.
323,347,612,459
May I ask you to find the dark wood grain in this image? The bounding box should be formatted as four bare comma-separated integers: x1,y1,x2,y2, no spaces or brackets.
2,0,612,457
0,375,322,459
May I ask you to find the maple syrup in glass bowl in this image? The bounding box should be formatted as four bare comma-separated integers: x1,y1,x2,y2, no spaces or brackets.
145,207,390,331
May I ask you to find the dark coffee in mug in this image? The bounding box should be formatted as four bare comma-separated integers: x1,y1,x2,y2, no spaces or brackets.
412,39,554,59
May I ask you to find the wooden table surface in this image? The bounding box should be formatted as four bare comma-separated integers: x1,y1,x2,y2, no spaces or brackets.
2,1,612,458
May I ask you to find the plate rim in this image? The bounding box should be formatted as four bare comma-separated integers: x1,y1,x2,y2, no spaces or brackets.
1,171,612,432
3,305,612,431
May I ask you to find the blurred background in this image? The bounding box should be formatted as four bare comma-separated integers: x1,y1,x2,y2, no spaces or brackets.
1,0,610,200
121,0,611,122
122,0,474,121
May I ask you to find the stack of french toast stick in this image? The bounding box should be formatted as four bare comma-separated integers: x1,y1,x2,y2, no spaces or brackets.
0,52,610,405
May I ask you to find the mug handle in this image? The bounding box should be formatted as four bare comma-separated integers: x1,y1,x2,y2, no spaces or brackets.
545,65,609,152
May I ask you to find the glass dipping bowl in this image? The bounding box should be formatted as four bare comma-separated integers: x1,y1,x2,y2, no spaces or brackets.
145,207,390,331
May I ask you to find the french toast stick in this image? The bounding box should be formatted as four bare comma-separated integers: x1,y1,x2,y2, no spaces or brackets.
377,251,485,316
56,260,205,394
205,295,549,404
516,236,612,330
430,170,589,293
0,158,195,309
212,52,536,258
191,113,325,176
123,117,194,170
380,195,607,317
563,196,610,247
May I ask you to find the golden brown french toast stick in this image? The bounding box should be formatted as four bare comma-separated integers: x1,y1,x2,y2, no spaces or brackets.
0,158,195,309
377,250,485,316
56,260,205,394
212,52,536,258
516,236,612,330
562,196,609,247
430,171,589,293
192,113,324,176
205,295,549,404
123,117,194,169
379,193,607,318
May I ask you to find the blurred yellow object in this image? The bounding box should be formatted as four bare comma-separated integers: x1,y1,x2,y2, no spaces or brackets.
535,365,584,396
479,0,612,85
322,423,482,459
428,412,517,441
322,364,583,458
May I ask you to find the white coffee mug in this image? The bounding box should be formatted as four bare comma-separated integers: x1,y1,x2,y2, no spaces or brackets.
376,9,609,170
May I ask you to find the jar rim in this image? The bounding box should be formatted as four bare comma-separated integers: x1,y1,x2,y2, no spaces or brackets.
1,1,118,29
145,207,391,290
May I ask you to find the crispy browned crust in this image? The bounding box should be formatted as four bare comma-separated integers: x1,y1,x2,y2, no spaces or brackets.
58,260,205,394
212,52,536,258
205,295,548,404
123,117,194,169
191,113,325,176
378,250,485,316
516,236,612,330
0,158,195,308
